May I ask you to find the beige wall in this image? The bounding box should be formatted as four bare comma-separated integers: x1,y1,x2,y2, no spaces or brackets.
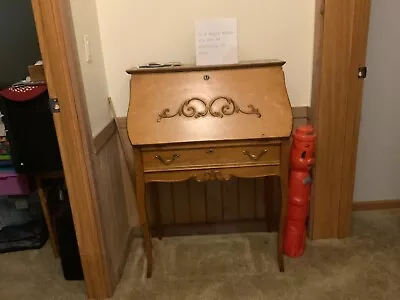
70,0,112,136
354,0,400,202
95,0,315,116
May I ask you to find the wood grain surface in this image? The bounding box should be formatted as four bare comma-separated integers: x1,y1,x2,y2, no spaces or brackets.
127,63,294,276
337,0,371,238
127,66,293,145
114,106,307,230
31,0,114,297
93,120,117,154
94,134,132,284
142,143,280,172
310,0,371,239
127,59,285,74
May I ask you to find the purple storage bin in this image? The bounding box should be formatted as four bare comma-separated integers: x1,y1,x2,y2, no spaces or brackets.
0,172,30,196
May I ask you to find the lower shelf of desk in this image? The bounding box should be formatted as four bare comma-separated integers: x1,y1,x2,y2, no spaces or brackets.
148,220,280,237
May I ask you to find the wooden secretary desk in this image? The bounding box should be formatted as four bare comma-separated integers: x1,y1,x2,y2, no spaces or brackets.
126,60,293,278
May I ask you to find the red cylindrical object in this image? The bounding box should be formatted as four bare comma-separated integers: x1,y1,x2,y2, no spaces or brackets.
284,125,316,257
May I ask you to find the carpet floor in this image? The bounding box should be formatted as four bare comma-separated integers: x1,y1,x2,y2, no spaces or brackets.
0,209,399,299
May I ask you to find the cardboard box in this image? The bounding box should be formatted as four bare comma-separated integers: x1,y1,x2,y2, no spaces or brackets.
28,65,46,82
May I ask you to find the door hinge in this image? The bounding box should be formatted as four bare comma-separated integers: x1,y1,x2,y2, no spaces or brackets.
50,97,61,113
358,66,367,79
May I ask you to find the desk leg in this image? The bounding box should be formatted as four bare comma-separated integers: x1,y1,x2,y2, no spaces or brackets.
278,140,290,272
35,176,59,258
134,149,153,278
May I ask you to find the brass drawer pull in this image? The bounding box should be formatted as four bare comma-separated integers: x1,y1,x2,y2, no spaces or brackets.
242,149,268,161
155,154,180,165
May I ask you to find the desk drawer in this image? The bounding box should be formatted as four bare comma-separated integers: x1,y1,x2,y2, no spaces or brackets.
142,144,280,172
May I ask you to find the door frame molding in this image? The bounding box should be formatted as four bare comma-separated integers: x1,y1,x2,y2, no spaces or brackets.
309,0,371,239
31,0,112,298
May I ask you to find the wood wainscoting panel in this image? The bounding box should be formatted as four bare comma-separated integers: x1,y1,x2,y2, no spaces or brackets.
145,178,277,229
93,133,133,284
255,178,266,219
172,181,191,224
145,185,156,226
118,134,139,228
189,180,207,223
116,106,308,233
292,106,309,120
116,117,134,176
265,176,282,232
222,178,240,221
238,178,257,219
93,119,116,154
157,183,175,225
293,117,308,129
206,181,224,223
292,105,308,130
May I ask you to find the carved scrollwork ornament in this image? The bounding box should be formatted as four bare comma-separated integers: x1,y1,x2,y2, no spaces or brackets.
157,97,261,122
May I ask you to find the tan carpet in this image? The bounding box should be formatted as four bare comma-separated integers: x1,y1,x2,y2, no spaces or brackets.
0,209,399,299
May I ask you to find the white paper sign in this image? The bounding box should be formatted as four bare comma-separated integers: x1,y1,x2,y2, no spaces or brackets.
195,18,238,66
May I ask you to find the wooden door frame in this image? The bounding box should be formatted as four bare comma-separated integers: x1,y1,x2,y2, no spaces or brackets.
28,0,372,297
309,0,371,239
31,0,112,298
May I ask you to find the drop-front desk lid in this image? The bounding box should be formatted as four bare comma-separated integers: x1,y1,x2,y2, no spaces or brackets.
127,60,293,146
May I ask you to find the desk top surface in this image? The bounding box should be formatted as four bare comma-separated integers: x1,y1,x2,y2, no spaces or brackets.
127,61,293,146
127,59,285,75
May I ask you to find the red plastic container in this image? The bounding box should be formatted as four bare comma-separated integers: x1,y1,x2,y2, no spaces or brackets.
0,172,30,196
284,125,316,257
